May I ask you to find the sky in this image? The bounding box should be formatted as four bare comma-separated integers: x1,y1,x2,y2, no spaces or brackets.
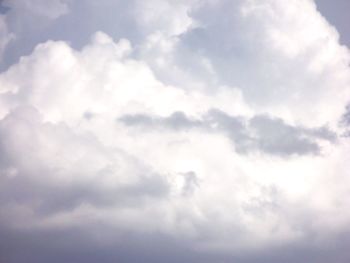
0,0,349,262
315,0,350,47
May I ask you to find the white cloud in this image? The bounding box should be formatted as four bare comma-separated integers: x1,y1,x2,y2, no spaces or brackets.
179,0,350,126
0,0,350,262
134,0,198,37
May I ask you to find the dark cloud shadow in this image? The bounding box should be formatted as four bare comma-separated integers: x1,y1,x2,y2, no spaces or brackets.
119,109,337,156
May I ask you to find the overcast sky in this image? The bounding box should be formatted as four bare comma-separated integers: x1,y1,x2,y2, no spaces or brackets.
0,1,350,263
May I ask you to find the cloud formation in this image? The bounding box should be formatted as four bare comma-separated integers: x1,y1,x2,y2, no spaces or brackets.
0,0,350,262
119,109,336,155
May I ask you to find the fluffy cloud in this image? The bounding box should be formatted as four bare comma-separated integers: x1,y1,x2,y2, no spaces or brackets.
175,0,350,125
0,0,350,262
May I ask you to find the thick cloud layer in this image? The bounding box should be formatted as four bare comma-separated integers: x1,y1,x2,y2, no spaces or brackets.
0,0,350,262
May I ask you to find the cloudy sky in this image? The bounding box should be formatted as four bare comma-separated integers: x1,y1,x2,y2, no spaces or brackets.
0,0,350,262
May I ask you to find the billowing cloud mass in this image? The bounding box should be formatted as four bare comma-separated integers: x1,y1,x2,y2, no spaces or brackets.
0,0,350,262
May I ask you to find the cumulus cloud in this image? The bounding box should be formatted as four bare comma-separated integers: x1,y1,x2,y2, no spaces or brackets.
0,106,169,213
178,0,350,125
0,0,350,262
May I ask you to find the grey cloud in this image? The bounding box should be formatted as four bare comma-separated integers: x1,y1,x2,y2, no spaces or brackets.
249,115,320,156
1,220,350,263
341,103,350,126
119,111,203,131
180,171,200,196
0,172,169,216
119,109,337,156
205,109,256,153
340,103,350,137
207,111,337,156
0,4,9,14
303,126,338,142
83,111,94,120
